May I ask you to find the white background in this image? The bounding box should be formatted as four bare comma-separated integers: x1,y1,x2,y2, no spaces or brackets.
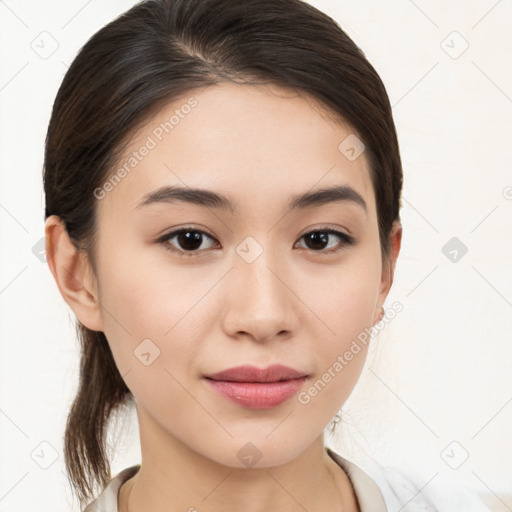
0,1,511,510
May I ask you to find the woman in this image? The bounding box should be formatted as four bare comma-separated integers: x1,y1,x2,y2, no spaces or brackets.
42,0,489,510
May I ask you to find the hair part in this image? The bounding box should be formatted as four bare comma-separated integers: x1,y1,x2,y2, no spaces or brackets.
43,0,402,506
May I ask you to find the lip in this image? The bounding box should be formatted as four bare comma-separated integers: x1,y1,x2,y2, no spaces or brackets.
204,364,307,382
203,364,308,409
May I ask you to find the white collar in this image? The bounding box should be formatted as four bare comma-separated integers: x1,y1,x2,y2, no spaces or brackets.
326,447,387,511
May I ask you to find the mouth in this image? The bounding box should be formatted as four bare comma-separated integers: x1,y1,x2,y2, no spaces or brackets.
203,364,309,409
203,364,308,383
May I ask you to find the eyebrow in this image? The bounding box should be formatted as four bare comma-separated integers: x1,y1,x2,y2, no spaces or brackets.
134,184,367,215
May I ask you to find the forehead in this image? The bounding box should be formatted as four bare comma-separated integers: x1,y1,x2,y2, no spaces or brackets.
97,82,374,219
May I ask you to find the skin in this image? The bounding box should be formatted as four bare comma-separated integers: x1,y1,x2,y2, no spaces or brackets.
45,82,401,512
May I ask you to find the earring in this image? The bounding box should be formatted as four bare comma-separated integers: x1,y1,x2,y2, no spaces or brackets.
328,412,342,435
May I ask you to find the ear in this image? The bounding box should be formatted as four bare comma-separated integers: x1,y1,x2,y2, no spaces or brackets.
373,220,402,324
44,215,104,332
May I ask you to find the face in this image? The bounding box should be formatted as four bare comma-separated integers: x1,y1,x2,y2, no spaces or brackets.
62,82,398,468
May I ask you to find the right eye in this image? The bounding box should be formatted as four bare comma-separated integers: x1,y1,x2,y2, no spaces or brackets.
158,227,220,257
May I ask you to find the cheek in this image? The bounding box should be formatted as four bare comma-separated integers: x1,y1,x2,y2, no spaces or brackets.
95,248,222,390
292,256,380,406
297,343,369,425
97,240,191,335
295,253,381,343
92,247,169,372
95,263,202,419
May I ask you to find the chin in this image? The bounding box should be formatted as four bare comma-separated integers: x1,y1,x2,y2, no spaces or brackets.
195,435,312,470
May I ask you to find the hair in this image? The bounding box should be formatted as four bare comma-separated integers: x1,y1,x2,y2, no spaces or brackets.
43,0,403,506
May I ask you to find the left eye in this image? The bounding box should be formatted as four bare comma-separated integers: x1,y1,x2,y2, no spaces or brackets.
158,227,355,257
295,229,355,253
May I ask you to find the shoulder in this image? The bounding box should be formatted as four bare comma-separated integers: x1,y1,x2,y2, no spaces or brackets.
326,448,491,512
82,465,140,512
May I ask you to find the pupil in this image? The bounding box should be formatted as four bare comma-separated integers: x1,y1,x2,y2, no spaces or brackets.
306,232,327,250
178,231,202,251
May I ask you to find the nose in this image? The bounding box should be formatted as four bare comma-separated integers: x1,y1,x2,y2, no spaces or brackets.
221,245,298,344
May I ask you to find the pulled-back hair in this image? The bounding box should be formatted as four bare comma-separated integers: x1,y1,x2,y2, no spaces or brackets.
43,0,402,506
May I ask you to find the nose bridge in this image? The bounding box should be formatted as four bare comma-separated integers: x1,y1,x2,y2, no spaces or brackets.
236,237,287,306
223,235,295,340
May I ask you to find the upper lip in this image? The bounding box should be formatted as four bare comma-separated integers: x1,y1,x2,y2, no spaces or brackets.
204,364,307,383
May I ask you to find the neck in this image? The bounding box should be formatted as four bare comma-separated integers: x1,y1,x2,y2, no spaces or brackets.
119,407,359,512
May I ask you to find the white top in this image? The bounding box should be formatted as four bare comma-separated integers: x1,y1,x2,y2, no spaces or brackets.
82,447,491,511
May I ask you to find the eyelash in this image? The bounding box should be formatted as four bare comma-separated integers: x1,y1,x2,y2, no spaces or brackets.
156,226,356,258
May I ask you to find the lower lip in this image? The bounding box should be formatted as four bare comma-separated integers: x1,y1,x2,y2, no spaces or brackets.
204,377,307,409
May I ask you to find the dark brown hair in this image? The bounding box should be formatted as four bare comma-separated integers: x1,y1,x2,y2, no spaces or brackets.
43,0,403,506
